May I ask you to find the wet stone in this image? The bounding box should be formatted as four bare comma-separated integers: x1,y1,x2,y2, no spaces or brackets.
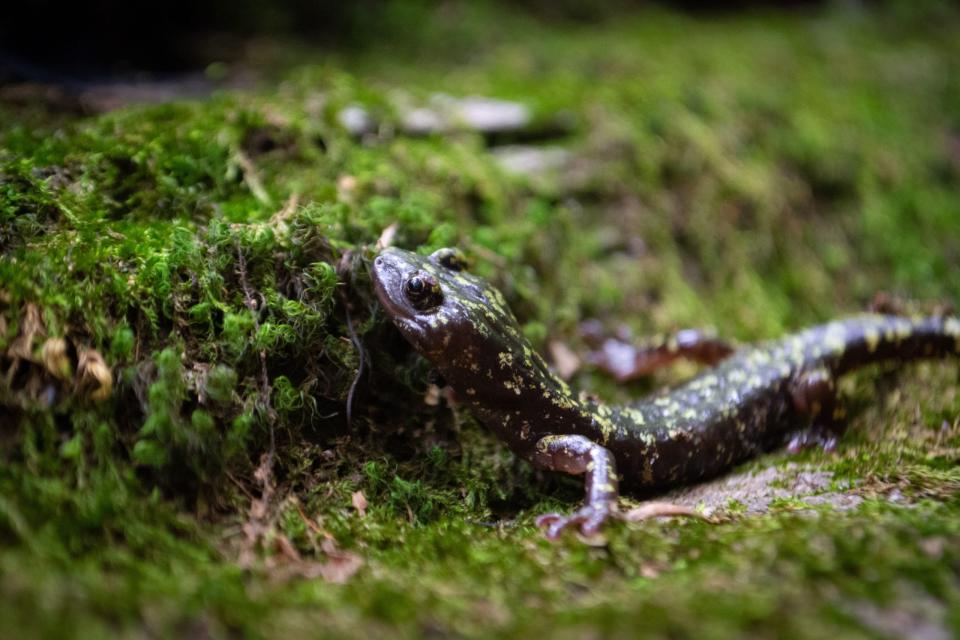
337,104,375,136
445,96,531,133
664,463,863,516
490,145,571,177
400,106,446,136
399,94,533,136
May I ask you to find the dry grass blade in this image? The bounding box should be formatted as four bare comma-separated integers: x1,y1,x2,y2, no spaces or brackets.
620,502,715,523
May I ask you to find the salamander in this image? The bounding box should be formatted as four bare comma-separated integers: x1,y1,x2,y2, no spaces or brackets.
370,246,960,537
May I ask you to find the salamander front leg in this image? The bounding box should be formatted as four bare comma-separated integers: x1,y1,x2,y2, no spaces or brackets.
788,367,847,453
532,434,619,538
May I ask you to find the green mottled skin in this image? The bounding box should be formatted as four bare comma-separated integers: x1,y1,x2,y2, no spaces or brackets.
371,247,960,534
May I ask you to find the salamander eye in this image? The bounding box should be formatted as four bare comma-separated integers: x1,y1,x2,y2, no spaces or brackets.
429,248,470,272
404,272,443,311
406,276,426,295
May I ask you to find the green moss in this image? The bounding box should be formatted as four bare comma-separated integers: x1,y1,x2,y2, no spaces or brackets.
2,2,960,638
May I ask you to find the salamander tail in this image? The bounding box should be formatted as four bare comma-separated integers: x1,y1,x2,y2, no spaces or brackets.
796,314,960,375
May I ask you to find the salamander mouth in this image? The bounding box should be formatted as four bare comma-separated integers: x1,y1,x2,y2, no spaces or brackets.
370,253,408,319
370,249,433,350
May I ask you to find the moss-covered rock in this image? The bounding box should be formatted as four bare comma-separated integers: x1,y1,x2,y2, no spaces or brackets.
1,3,959,638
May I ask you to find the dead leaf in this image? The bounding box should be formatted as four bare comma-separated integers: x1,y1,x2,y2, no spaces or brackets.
424,384,442,406
6,303,44,361
337,174,358,204
376,222,398,250
76,346,112,402
639,563,662,579
351,490,368,517
41,337,72,380
578,532,609,547
317,537,364,583
267,535,364,584
548,340,581,380
313,551,363,583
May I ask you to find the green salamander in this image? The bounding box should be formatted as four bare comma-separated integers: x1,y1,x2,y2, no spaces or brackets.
371,247,960,537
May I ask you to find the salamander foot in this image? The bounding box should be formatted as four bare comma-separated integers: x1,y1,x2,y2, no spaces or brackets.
531,434,620,539
788,366,847,454
536,502,615,539
786,426,839,454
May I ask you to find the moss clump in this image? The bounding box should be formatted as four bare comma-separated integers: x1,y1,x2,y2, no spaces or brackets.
2,2,960,638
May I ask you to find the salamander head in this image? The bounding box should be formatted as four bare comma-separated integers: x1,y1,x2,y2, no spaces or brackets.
370,246,531,375
372,246,590,449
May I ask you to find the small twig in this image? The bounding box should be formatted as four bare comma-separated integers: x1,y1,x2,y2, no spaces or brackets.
235,238,277,463
233,150,273,207
134,310,144,363
619,501,716,523
343,303,365,429
295,503,326,536
269,193,299,226
225,470,256,501
234,238,284,570
335,248,370,430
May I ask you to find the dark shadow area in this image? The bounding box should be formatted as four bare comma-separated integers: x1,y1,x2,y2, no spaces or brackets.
1,0,828,81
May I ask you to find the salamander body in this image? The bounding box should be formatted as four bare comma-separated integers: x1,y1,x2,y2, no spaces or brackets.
371,247,960,536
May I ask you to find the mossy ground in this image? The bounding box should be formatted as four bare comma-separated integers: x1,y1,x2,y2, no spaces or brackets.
2,3,960,638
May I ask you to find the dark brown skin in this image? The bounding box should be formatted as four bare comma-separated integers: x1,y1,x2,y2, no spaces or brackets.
371,247,960,537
